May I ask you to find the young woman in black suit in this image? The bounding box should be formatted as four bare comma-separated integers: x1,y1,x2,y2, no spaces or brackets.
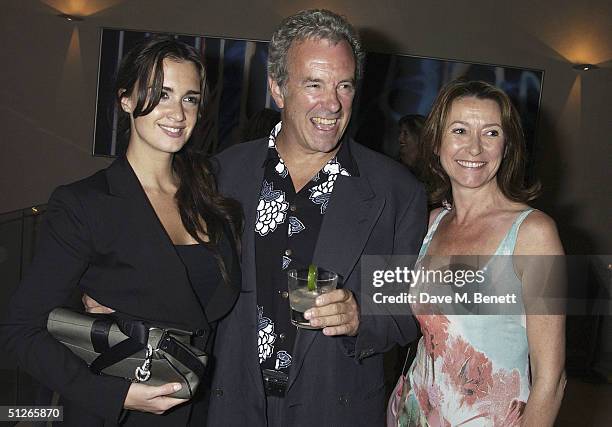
2,37,242,425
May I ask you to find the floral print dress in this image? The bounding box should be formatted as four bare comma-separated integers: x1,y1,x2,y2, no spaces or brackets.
399,209,534,427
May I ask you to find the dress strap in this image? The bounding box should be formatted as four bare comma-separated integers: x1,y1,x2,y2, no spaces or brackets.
418,209,450,258
495,208,535,255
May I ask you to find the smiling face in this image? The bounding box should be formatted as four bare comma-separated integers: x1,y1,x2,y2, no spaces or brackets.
439,96,506,192
122,58,201,157
270,38,356,156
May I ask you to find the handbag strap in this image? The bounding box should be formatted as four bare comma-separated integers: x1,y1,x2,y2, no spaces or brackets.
91,318,113,353
400,345,412,377
159,335,206,378
400,339,420,378
89,318,149,375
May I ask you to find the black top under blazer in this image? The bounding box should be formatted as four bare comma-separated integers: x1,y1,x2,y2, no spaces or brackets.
1,157,240,426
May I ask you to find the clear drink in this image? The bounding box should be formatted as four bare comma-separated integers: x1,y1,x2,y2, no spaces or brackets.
287,268,338,329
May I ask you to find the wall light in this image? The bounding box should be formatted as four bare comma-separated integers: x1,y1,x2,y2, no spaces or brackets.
57,13,83,22
572,64,598,71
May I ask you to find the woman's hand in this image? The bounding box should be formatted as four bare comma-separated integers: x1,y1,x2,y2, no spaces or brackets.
82,293,115,314
84,296,188,414
124,382,188,414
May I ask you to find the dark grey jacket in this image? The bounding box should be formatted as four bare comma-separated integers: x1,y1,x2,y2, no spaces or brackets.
208,138,427,426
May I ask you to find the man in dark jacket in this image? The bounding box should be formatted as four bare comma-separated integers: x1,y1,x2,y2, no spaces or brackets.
208,9,427,426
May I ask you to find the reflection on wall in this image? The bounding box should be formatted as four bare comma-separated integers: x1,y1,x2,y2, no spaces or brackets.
349,53,543,162
94,30,272,155
93,29,543,159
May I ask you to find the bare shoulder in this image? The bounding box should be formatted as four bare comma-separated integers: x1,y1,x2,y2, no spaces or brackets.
515,209,564,255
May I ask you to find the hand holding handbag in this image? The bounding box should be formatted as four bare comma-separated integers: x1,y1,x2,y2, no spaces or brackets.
47,308,208,399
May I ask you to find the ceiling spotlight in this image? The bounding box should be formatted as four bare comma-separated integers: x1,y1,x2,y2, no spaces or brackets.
57,13,83,22
572,64,598,71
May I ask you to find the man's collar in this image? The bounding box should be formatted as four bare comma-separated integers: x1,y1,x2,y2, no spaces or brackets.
262,121,359,177
262,121,283,167
335,134,359,177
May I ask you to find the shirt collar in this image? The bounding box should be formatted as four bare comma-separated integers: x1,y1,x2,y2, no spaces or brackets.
262,121,358,177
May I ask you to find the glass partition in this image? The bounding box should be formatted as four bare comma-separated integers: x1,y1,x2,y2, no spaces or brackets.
0,205,47,410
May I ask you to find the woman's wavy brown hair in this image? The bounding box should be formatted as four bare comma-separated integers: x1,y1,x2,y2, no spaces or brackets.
420,79,540,206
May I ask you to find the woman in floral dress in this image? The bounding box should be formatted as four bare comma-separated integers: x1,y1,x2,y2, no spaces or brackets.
396,80,566,426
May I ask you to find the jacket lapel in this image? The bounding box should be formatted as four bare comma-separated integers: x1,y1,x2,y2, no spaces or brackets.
105,157,208,329
288,170,385,390
235,144,269,396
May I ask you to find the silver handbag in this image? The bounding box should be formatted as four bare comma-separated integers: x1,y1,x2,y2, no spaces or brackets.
47,308,208,399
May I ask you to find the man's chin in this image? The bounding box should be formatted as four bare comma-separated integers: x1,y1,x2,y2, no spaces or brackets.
307,132,345,152
311,140,342,154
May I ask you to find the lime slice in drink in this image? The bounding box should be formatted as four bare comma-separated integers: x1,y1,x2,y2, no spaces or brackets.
307,264,318,292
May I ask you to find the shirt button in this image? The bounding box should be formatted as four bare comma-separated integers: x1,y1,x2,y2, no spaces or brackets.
290,204,297,212
285,249,292,256
279,333,286,340
281,291,289,299
213,388,223,397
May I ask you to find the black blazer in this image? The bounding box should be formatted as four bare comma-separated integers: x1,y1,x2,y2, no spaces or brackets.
208,138,427,426
1,157,240,426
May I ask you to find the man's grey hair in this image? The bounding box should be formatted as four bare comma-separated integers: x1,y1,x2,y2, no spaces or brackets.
267,9,365,90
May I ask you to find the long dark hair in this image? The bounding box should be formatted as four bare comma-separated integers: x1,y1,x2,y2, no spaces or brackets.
420,79,540,206
115,36,242,284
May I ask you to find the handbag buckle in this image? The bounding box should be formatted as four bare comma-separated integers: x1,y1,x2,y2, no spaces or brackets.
134,344,153,382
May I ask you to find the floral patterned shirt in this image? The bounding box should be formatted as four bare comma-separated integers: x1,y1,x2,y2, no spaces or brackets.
254,122,355,376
